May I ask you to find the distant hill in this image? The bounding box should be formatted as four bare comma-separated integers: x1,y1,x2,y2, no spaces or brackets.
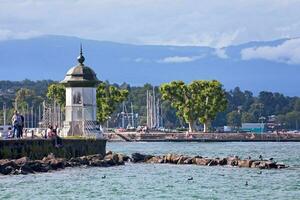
0,35,299,96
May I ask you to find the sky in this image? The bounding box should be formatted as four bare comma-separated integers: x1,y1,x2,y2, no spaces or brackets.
0,0,300,47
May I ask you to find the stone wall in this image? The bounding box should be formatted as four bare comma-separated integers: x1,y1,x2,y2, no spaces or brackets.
0,139,106,160
105,132,300,142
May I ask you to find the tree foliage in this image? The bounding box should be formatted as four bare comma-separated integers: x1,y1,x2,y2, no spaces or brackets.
226,111,242,129
96,82,129,124
2,80,300,131
15,88,43,110
160,80,227,132
46,84,66,107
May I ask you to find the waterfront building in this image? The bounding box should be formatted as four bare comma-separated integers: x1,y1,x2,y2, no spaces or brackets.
61,46,102,137
241,123,265,133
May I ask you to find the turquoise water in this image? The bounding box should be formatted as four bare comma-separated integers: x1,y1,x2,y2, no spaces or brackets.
1,142,300,200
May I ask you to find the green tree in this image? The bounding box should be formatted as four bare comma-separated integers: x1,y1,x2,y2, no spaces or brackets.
285,111,300,130
96,82,128,124
15,88,43,110
46,84,66,107
241,112,256,123
160,80,227,132
226,111,241,130
199,80,227,132
294,99,300,112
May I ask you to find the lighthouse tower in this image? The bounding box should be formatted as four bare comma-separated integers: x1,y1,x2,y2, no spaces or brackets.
61,46,101,137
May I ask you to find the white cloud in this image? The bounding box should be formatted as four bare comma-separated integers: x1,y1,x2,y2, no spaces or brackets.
214,48,228,59
133,58,151,63
241,38,300,64
0,0,300,46
0,29,41,41
158,56,200,64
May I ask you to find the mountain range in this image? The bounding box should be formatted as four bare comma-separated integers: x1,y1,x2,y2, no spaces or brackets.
0,35,299,96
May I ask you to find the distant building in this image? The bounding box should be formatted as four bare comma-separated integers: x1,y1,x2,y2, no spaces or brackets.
241,123,265,133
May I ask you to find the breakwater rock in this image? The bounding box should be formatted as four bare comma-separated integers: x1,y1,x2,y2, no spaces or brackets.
0,151,125,175
0,152,288,176
131,153,288,169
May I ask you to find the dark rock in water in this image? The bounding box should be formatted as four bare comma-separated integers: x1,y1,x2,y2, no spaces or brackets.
217,158,227,165
42,154,66,170
78,156,90,165
164,154,182,164
183,157,193,164
68,157,83,165
49,158,65,170
194,158,212,165
88,154,104,160
114,153,125,165
251,161,261,168
89,159,109,167
0,159,18,169
277,164,287,169
1,166,14,175
146,156,164,164
238,160,254,168
14,157,30,166
177,156,189,164
104,153,117,165
65,161,81,167
26,161,50,173
0,151,288,176
207,159,218,166
118,153,130,162
19,164,34,174
264,161,278,169
131,153,153,163
226,157,239,166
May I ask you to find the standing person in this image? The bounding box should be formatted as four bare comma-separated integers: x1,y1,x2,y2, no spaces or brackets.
11,110,21,138
52,125,62,147
19,114,25,138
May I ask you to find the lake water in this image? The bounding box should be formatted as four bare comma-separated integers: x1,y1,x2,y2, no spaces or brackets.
1,142,300,200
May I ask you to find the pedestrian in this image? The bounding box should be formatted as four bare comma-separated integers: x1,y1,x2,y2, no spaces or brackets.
51,125,62,147
47,125,54,138
11,110,22,138
19,114,25,138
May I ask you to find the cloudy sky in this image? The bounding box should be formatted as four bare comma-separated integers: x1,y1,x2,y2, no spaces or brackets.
0,0,300,47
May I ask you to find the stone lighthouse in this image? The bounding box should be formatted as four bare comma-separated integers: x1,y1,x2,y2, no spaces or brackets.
61,46,102,137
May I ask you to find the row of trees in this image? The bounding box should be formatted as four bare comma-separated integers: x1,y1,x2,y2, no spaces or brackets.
1,80,300,131
225,88,300,130
46,80,227,132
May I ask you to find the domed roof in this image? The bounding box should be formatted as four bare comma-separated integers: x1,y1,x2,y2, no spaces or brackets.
61,46,99,87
